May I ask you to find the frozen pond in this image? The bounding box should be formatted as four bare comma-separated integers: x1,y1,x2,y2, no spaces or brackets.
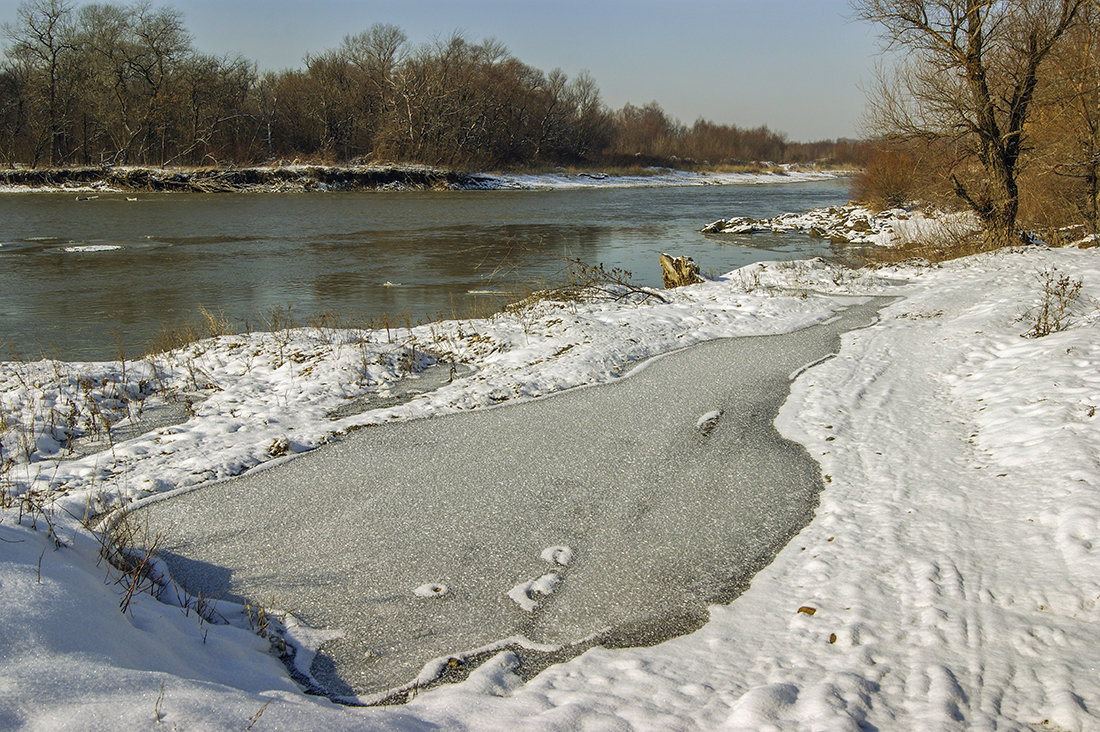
137,297,887,703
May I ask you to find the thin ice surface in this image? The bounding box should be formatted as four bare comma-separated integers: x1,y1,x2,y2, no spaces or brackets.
139,300,886,699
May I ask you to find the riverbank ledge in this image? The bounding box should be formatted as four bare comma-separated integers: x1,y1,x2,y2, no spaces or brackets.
0,163,844,193
0,164,501,193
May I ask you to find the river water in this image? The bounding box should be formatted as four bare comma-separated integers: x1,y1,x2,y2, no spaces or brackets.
0,179,850,361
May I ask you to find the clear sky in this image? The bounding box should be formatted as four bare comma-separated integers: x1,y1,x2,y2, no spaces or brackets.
1,0,880,141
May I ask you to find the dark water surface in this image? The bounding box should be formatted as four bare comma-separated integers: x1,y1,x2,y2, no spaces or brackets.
0,179,850,361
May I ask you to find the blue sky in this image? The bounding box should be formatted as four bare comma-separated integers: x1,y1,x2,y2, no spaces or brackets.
2,0,879,141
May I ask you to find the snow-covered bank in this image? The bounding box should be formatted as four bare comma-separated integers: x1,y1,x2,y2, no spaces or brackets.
0,163,842,194
2,246,1099,729
0,261,890,518
488,166,841,190
703,203,981,247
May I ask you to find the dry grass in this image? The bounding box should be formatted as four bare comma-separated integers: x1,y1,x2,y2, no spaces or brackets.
702,162,783,175
507,257,667,308
4,488,64,548
841,222,990,266
1021,267,1085,338
94,508,166,612
145,306,235,356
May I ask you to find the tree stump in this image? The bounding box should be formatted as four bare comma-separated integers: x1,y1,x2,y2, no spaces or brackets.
660,253,703,289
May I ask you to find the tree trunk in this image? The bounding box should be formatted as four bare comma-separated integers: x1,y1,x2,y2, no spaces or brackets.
660,253,702,289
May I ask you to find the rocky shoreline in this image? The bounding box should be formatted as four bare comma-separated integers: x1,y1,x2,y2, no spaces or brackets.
701,203,985,247
702,204,900,245
0,164,502,193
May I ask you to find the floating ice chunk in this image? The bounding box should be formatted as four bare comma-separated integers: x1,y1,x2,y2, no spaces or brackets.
697,409,723,436
62,244,122,253
540,545,574,566
507,573,562,612
413,583,449,599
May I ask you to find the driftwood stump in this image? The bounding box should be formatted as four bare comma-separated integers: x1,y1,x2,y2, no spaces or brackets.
660,253,703,289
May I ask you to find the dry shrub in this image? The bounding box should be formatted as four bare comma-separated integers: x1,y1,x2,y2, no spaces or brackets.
850,149,921,211
1021,267,1085,338
845,220,987,266
1017,166,1097,245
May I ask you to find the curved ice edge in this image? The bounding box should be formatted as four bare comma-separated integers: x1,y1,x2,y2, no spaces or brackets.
336,635,564,706
123,294,895,707
121,295,879,519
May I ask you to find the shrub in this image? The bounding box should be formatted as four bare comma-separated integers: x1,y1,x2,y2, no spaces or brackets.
851,149,921,211
1022,267,1085,338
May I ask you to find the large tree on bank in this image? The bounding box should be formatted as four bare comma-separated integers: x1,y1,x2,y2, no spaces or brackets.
855,0,1085,247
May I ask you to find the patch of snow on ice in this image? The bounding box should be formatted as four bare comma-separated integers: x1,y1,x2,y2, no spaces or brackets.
61,244,122,252
413,583,450,599
507,573,563,612
540,546,573,567
696,409,723,435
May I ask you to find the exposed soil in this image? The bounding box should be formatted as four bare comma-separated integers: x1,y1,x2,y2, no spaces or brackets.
0,164,501,193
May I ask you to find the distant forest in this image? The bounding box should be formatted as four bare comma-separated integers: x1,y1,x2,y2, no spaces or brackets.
0,0,870,170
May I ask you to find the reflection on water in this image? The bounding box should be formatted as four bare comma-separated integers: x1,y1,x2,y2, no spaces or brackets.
0,180,851,360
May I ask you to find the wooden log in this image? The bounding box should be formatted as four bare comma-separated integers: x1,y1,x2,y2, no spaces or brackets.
660,252,703,289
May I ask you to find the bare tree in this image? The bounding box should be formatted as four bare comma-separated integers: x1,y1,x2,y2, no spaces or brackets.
1035,0,1100,235
3,0,76,165
856,0,1085,247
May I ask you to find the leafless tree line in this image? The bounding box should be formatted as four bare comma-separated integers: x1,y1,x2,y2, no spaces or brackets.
0,0,866,170
854,0,1099,244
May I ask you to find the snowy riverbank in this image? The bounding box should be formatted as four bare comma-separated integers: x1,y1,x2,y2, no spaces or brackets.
702,203,982,246
2,245,1098,729
0,163,841,194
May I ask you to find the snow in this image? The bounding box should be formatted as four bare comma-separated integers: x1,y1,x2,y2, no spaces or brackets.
2,244,1099,729
413,583,450,599
695,409,723,435
541,546,574,567
0,165,841,194
60,244,123,253
508,574,564,612
703,203,981,247
487,166,841,190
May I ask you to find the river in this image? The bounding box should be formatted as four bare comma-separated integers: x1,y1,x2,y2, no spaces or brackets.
0,178,851,361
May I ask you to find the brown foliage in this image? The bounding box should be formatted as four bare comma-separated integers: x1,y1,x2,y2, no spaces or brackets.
851,148,920,210
855,0,1086,246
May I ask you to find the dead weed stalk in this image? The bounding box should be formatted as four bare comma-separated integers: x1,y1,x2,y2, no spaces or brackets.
1021,267,1086,338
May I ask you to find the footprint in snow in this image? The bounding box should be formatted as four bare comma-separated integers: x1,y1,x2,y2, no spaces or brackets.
697,409,723,437
541,545,573,566
508,573,562,612
413,583,449,599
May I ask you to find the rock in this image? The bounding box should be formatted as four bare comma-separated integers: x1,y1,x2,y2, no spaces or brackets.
660,253,703,289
